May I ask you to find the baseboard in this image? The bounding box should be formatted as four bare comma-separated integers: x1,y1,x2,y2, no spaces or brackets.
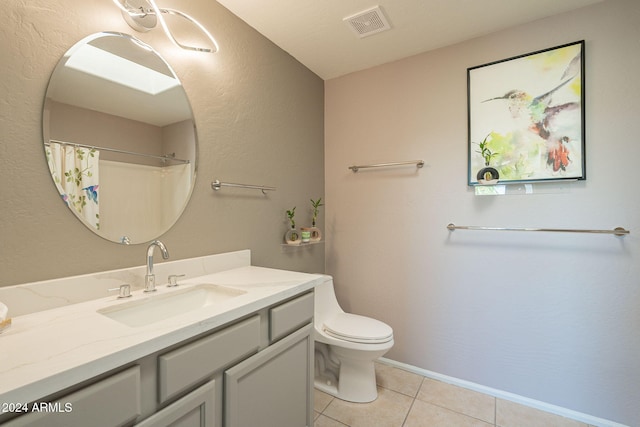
378,357,628,427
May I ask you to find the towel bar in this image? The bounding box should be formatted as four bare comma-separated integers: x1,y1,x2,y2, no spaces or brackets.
348,160,424,172
446,223,629,236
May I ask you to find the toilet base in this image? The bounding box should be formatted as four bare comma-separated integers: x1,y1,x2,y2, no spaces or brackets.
314,343,381,403
322,360,378,403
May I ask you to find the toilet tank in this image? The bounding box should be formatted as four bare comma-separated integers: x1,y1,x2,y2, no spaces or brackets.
314,275,345,326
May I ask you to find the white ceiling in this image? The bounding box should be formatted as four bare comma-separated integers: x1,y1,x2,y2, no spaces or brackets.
216,0,603,80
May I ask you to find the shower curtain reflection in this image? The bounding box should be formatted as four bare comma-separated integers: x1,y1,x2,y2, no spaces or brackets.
46,142,100,230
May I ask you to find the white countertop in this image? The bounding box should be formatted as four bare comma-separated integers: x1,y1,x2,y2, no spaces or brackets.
0,251,322,405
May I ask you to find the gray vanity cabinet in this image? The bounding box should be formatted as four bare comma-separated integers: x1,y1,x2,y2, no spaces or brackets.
1,290,314,427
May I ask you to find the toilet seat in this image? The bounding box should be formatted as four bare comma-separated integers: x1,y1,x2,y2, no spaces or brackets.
323,313,393,344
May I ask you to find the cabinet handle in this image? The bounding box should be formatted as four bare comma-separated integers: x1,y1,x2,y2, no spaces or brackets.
108,284,132,299
168,274,186,287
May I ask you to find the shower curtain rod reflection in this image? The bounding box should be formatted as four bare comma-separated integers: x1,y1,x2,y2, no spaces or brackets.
46,139,190,164
446,223,630,236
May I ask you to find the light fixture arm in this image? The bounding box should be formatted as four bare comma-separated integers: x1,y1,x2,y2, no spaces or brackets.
154,5,220,53
113,0,219,53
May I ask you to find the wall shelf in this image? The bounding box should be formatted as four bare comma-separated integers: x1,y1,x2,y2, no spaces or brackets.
280,241,324,248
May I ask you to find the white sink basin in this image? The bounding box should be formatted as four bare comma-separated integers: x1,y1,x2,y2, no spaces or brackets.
98,284,246,327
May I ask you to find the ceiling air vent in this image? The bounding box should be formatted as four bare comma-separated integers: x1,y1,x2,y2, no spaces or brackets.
343,6,391,38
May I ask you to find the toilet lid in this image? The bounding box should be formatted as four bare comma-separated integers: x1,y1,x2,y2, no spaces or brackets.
323,313,393,344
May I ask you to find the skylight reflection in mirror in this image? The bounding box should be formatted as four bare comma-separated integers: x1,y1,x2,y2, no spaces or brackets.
64,44,180,95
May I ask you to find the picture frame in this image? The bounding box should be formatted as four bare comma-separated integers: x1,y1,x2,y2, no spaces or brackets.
467,41,585,185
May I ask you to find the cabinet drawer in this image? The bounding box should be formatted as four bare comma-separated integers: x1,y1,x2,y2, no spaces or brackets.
269,291,314,343
4,366,141,427
158,315,260,403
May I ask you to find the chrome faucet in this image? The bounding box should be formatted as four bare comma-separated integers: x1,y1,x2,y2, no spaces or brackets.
144,240,169,293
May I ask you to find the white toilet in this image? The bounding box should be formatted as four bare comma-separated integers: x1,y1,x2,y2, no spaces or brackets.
314,275,394,403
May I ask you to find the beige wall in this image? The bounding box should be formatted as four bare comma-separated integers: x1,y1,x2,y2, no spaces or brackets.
325,0,639,425
0,0,324,285
47,101,166,166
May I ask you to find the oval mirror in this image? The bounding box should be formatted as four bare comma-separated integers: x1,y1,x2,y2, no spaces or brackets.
43,32,197,245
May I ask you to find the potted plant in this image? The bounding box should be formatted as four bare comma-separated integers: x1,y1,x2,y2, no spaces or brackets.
284,207,301,245
476,133,499,184
308,197,323,242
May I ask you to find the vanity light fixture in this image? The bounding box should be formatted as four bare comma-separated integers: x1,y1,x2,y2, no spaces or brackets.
112,0,219,53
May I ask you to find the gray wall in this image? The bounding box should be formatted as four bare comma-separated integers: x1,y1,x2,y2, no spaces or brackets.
0,0,325,286
325,0,639,425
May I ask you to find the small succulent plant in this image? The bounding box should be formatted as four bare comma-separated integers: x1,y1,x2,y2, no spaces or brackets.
476,133,498,167
286,207,296,229
310,197,323,227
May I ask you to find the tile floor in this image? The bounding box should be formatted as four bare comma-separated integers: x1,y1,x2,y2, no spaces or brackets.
313,362,595,427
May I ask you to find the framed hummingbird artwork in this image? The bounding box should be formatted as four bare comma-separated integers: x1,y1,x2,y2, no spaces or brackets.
467,40,585,185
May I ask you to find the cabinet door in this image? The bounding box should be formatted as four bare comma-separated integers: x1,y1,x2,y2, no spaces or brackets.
224,324,313,427
135,380,215,427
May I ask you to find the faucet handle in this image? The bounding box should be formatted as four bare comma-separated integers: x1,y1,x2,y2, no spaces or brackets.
108,284,132,299
168,274,186,287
